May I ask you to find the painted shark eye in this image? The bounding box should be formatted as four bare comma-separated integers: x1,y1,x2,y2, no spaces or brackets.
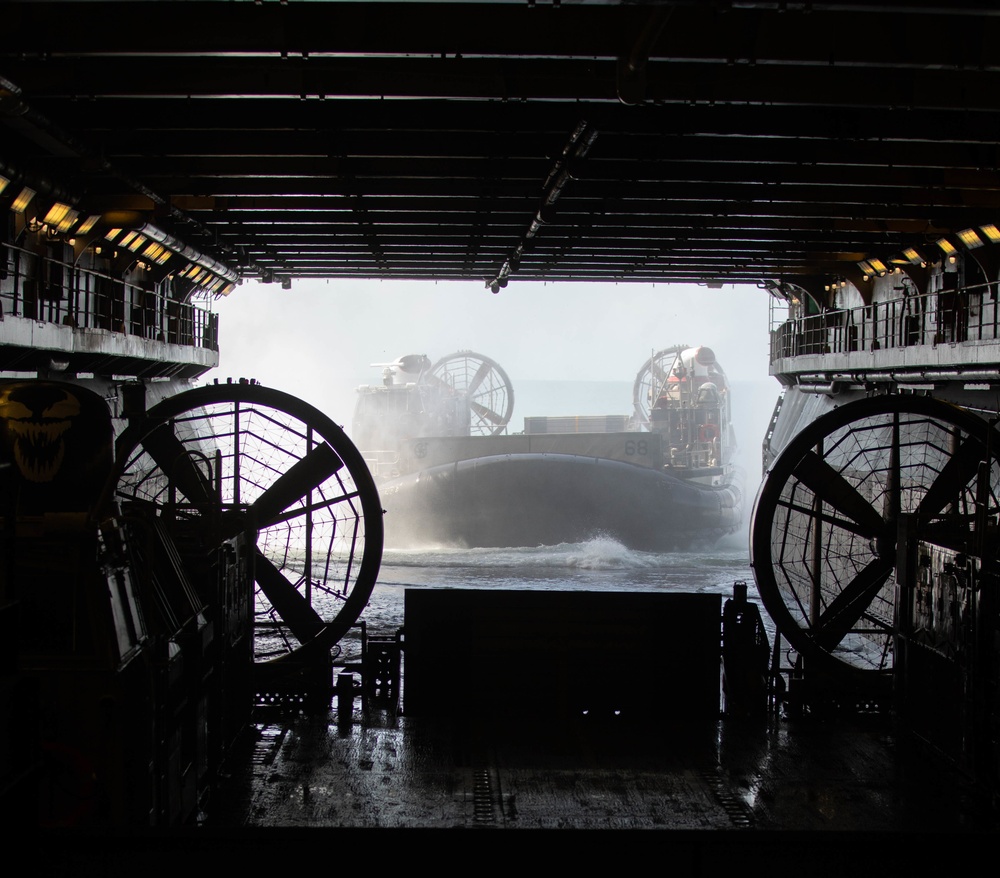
42,392,81,420
0,399,33,420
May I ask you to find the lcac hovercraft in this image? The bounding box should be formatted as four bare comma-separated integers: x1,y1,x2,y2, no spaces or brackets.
352,347,743,551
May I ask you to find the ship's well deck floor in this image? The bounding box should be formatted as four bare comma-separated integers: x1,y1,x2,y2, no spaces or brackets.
175,701,997,869
46,703,998,874
212,706,994,832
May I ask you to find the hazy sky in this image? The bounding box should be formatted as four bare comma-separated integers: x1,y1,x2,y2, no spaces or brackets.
209,278,777,437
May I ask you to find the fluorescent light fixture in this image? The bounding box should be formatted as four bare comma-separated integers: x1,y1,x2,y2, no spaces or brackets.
105,228,123,241
980,223,1000,244
936,237,957,255
11,187,36,213
127,234,147,252
143,242,168,263
118,231,138,247
0,175,9,196
76,215,101,235
43,202,72,227
54,209,80,234
858,260,877,277
42,201,80,233
868,257,888,274
220,283,236,296
902,247,924,264
958,228,983,249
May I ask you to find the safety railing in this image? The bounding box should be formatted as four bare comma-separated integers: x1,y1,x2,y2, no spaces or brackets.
0,243,218,352
360,449,403,481
770,282,999,363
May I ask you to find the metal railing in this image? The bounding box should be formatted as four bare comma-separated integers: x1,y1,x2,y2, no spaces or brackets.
770,282,999,363
0,243,218,352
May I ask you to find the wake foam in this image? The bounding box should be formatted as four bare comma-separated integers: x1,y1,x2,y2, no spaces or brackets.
382,534,689,571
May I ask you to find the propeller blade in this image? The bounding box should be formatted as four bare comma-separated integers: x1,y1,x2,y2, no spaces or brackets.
916,435,985,524
250,442,343,530
470,400,504,425
467,360,493,395
423,373,457,397
793,450,885,537
813,554,895,652
254,548,325,644
142,423,215,508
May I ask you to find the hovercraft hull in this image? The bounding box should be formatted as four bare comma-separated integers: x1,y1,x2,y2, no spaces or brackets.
380,451,742,550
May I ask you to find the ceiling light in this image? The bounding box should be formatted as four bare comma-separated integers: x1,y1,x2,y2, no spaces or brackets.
980,223,1000,244
958,228,983,249
43,202,71,227
0,175,9,196
143,241,170,264
936,237,957,255
43,204,81,234
76,215,101,235
127,234,147,252
11,187,36,213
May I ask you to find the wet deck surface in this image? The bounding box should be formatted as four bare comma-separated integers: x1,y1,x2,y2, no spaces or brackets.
211,705,994,834
126,698,990,875
48,701,997,875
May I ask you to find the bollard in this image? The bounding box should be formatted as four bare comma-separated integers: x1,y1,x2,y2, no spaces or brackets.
336,672,355,726
733,580,747,606
722,580,769,718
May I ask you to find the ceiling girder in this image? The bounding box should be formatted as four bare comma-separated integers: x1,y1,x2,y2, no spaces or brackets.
4,1,1000,287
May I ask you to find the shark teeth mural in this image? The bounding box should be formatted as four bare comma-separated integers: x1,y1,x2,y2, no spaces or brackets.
0,386,82,482
7,415,75,482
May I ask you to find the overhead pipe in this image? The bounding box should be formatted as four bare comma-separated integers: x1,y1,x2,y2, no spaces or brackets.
487,121,598,294
796,369,1000,390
